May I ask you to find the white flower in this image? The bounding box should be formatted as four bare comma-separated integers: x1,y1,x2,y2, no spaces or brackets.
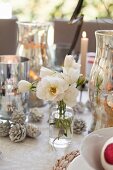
18,80,32,93
64,55,81,69
62,55,81,85
40,67,55,78
63,85,79,107
62,67,80,85
36,76,68,101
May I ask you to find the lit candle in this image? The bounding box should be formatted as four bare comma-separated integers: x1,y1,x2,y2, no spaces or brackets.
80,31,89,76
29,70,39,81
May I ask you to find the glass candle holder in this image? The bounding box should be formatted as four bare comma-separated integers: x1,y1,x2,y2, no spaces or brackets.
0,55,29,120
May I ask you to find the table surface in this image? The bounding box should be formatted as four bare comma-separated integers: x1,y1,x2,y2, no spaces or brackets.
0,91,92,170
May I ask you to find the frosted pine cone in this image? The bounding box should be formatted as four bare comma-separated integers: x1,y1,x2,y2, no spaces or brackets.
73,119,86,134
11,110,26,124
0,121,10,137
9,124,26,142
30,107,43,122
26,124,41,138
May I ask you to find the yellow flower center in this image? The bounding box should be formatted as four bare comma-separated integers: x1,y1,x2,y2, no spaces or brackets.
49,86,57,95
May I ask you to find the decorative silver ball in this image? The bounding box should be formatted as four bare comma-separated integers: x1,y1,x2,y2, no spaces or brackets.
9,124,26,142
73,119,86,134
30,107,43,122
11,110,26,124
0,121,10,137
26,124,41,138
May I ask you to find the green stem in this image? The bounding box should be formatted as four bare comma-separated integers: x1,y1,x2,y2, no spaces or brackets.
55,100,72,138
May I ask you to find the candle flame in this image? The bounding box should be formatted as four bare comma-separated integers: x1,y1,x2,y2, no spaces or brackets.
82,31,86,38
29,70,39,80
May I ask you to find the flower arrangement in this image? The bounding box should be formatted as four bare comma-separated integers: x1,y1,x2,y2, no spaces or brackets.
18,55,85,140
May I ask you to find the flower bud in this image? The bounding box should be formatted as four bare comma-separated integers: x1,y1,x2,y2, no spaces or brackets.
18,80,32,93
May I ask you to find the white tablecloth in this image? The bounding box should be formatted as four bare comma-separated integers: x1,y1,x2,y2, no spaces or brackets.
0,92,92,170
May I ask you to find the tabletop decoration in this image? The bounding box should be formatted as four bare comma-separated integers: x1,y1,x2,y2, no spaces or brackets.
80,31,89,77
6,122,41,143
89,30,113,130
73,119,86,134
9,123,26,142
18,55,85,148
53,150,80,170
0,110,41,142
0,55,29,121
17,21,52,108
26,124,41,138
101,136,113,170
11,110,26,124
29,107,43,122
0,121,10,137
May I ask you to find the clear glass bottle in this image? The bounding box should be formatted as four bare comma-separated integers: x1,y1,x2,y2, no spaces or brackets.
49,103,74,148
89,30,113,130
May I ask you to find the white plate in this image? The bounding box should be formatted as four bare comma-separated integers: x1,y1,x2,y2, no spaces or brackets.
67,155,93,170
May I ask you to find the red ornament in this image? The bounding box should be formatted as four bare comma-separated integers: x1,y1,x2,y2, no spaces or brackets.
104,143,113,164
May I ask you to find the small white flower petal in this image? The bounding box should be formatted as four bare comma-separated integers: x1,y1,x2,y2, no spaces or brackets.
62,67,80,85
64,55,81,69
18,80,31,93
40,66,55,78
63,85,79,107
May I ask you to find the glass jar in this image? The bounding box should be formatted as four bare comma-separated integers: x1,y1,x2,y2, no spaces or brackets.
89,30,113,130
49,105,74,148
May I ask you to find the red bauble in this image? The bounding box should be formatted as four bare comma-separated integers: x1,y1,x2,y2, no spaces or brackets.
104,143,113,164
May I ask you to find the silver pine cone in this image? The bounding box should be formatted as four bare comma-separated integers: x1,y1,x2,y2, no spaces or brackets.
30,107,43,122
11,110,26,124
73,119,86,134
0,121,10,137
9,124,26,142
26,124,41,138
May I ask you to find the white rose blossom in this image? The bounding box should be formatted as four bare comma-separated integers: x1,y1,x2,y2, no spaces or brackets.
61,55,81,85
64,55,81,70
40,67,55,78
18,80,32,93
63,85,79,107
62,67,80,85
36,76,68,101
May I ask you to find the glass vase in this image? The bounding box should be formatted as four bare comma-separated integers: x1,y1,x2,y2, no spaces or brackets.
49,103,74,148
89,30,113,130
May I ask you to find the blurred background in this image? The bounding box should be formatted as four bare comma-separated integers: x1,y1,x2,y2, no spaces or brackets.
0,0,113,21
0,0,113,76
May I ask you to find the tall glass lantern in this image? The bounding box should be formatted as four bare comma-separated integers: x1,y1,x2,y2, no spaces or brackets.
89,30,113,130
16,22,52,107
